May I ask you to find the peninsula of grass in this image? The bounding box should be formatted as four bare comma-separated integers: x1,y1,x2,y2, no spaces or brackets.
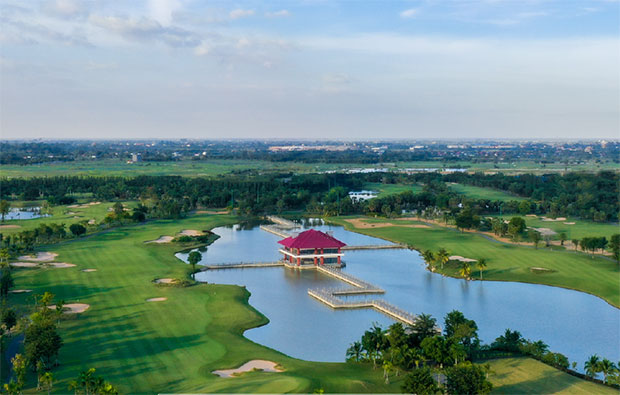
7,214,402,393
330,216,620,307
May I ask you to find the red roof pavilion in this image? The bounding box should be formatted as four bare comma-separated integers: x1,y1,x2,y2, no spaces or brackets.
278,229,346,249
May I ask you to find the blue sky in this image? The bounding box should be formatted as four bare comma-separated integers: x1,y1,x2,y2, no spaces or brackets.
1,0,618,139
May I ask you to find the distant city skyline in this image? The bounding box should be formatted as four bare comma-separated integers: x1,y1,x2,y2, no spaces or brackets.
1,0,618,139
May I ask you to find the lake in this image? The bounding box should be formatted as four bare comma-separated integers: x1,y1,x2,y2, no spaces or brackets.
176,221,620,369
4,207,48,220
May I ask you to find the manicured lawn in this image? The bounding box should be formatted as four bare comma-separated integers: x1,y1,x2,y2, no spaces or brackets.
7,214,402,393
330,216,620,307
0,201,135,236
448,183,526,201
363,182,423,197
487,214,619,240
486,357,616,394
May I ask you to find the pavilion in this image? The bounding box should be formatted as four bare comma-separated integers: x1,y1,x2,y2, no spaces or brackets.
278,229,346,267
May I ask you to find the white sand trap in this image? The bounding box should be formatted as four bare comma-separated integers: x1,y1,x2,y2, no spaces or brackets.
10,262,39,268
147,236,174,244
213,360,283,378
564,222,576,225
0,224,21,229
541,217,567,222
47,262,76,268
67,204,79,208
179,229,203,236
88,219,96,225
67,211,76,215
18,252,58,262
82,269,97,272
89,202,101,205
526,214,538,217
9,289,32,293
155,278,177,284
146,297,167,302
48,303,90,314
533,227,557,236
449,256,477,263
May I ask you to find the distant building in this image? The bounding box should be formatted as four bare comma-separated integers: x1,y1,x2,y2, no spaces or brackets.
131,153,142,162
348,190,378,202
278,229,346,266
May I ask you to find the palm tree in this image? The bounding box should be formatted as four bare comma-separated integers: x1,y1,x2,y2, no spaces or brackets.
459,261,472,279
597,359,616,383
436,248,450,270
584,354,600,378
572,239,580,251
346,341,364,362
421,250,435,270
476,258,487,280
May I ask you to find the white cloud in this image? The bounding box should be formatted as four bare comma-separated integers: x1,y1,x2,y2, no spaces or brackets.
45,0,87,19
400,8,418,18
194,41,211,56
265,10,290,18
148,0,182,26
229,9,254,20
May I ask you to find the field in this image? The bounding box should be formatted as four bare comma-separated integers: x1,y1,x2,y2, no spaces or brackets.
1,158,617,178
487,357,616,394
489,214,619,240
0,201,135,236
448,183,526,201
363,182,423,197
7,214,402,393
331,216,620,307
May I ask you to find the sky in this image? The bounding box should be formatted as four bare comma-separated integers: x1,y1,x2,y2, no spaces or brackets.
0,0,618,140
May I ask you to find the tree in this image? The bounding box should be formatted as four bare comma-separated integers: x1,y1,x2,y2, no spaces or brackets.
610,234,620,264
410,314,438,346
597,358,616,383
421,336,450,367
0,247,10,264
71,368,119,395
584,354,600,378
401,367,438,395
459,261,472,280
492,329,523,352
436,248,450,270
69,223,86,237
445,362,493,395
476,258,487,280
361,324,386,369
507,217,526,240
346,341,364,362
11,353,27,389
187,251,202,279
422,250,435,271
0,267,14,298
112,202,125,217
528,230,541,249
1,308,17,329
0,200,10,222
40,372,54,395
559,232,567,246
572,239,580,251
25,318,63,369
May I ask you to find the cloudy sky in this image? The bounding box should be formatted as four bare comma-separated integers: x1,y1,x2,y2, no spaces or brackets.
0,0,618,139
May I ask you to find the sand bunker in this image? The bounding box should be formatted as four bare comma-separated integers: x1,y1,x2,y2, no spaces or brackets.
67,211,76,215
155,278,177,284
88,202,101,206
147,236,174,244
48,303,90,314
533,227,557,236
530,267,555,273
0,224,21,229
541,217,567,222
82,269,97,272
9,289,32,293
196,210,228,215
18,252,58,262
179,229,203,236
146,297,167,302
449,256,477,263
526,214,538,217
47,262,76,268
88,219,96,225
564,222,575,225
10,262,39,268
213,360,283,378
67,204,79,208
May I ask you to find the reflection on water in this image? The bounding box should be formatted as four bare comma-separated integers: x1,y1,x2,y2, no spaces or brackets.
5,207,48,220
176,222,620,368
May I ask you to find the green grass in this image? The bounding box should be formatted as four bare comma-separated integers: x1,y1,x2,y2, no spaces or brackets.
486,357,616,394
363,182,423,197
448,183,526,201
8,214,402,393
2,158,617,178
0,201,135,236
489,214,619,240
331,216,620,307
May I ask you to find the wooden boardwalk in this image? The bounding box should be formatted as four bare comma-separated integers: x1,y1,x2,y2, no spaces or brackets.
342,244,407,251
265,216,297,229
200,262,284,270
259,225,292,238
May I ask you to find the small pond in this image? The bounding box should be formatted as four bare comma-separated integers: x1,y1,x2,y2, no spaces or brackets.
4,207,48,220
176,220,619,369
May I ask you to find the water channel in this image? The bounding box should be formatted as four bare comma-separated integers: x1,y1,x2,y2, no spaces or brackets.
176,221,619,368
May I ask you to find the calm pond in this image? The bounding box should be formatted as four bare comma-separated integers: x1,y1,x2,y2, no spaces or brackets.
176,221,619,369
4,207,48,220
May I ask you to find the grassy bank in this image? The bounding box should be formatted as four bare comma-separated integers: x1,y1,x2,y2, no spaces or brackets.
7,214,400,393
487,357,617,394
330,216,620,307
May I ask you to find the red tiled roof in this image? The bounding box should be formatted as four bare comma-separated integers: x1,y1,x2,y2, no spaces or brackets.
278,229,347,249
